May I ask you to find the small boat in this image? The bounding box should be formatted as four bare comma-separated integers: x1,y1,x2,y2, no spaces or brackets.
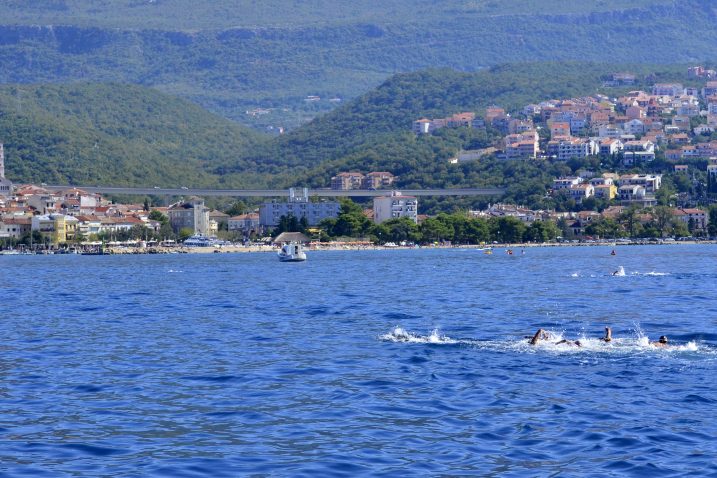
278,242,307,262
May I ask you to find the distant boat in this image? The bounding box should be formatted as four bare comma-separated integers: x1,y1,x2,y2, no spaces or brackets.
278,242,307,262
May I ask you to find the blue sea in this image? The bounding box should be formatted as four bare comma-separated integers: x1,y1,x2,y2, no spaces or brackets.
1,245,716,477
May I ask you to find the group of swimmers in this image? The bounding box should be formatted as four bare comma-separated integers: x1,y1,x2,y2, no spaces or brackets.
529,327,670,348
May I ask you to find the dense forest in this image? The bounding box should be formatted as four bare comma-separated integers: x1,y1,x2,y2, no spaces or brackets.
0,84,265,187
0,1,716,126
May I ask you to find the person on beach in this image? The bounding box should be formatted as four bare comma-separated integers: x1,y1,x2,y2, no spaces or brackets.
652,335,669,347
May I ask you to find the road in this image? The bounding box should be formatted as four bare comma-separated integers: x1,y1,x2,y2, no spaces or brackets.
45,186,505,197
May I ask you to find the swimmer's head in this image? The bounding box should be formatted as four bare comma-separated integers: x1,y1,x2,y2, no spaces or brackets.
659,336,668,344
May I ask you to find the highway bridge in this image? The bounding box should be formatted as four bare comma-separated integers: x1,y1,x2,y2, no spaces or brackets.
45,186,505,198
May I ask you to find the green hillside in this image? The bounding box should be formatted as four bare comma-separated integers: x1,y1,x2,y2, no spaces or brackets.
0,83,266,187
0,0,674,30
0,1,715,127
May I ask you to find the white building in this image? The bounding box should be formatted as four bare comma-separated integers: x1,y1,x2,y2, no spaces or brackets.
557,138,596,161
259,188,340,227
598,138,623,156
652,83,684,97
568,184,594,203
552,177,583,190
373,191,418,224
619,173,661,193
622,140,656,164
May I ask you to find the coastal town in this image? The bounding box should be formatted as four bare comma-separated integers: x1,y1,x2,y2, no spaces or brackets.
3,67,717,251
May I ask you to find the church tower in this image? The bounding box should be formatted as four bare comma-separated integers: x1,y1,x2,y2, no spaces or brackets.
0,142,13,197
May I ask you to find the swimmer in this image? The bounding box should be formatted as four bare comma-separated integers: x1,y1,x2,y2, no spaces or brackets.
601,327,612,342
529,328,549,345
529,329,581,347
556,338,582,347
652,335,669,347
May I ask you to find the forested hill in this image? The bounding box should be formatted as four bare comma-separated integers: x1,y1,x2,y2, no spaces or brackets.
0,1,716,127
0,84,265,188
0,63,690,194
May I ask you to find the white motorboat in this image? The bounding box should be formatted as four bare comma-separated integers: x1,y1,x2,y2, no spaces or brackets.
278,242,307,262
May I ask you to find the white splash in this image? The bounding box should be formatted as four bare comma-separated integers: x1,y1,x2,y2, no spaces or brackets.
381,327,711,357
380,327,458,344
612,266,626,277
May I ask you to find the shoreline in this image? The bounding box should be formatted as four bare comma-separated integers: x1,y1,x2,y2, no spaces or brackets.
111,239,715,254
2,240,714,256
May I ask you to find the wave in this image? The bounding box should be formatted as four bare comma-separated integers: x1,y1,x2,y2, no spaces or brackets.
380,327,710,356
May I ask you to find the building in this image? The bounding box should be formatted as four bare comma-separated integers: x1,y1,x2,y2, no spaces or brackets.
652,83,684,97
31,214,79,245
364,172,395,190
618,174,661,193
373,191,418,224
259,188,340,227
598,138,623,156
557,138,596,161
208,210,230,230
168,197,210,235
593,184,617,200
622,140,655,164
673,208,707,232
331,172,365,190
413,118,431,135
0,143,13,198
0,216,31,239
549,122,571,139
552,177,583,190
412,112,476,135
228,213,261,236
568,184,594,203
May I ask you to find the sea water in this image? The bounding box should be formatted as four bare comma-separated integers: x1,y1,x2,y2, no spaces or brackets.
1,245,716,476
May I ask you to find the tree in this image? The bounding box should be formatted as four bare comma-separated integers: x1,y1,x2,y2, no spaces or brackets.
524,220,560,243
655,179,676,206
373,218,420,243
587,217,621,239
709,205,717,236
225,200,248,217
420,217,453,243
619,206,641,238
178,227,194,241
149,210,169,225
489,216,527,243
652,206,674,238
